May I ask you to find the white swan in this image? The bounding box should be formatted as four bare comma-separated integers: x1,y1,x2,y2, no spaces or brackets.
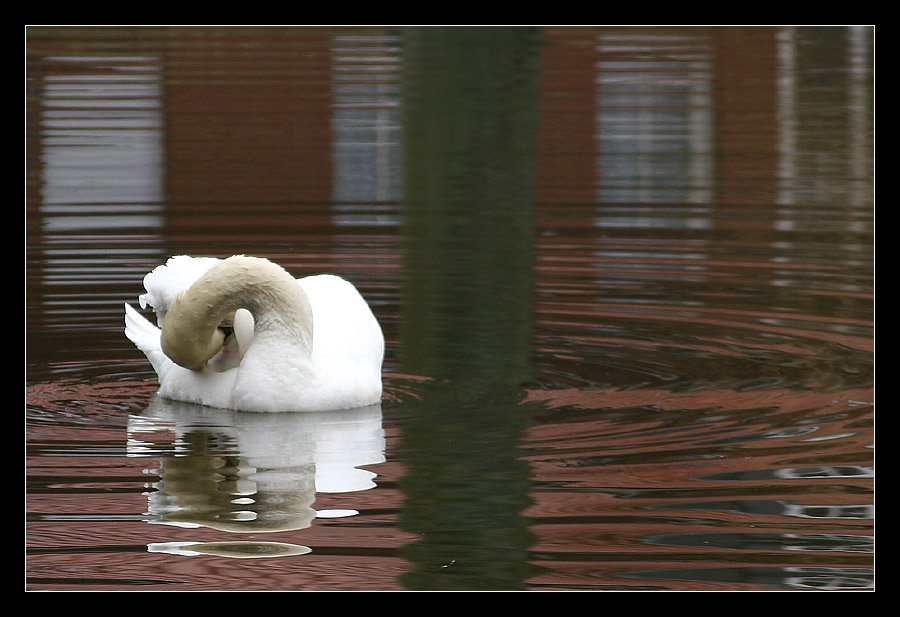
124,255,384,412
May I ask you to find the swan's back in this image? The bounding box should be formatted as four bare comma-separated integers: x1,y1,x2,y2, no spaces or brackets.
301,274,384,374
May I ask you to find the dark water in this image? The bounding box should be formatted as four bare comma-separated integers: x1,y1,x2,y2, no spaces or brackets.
26,26,874,591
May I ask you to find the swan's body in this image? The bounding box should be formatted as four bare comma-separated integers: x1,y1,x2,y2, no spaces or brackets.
124,255,384,412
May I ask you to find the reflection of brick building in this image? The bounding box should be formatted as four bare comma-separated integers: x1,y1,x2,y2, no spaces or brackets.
157,28,335,264
28,26,862,251
162,29,334,207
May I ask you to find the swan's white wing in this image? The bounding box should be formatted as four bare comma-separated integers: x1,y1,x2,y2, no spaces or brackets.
140,255,222,324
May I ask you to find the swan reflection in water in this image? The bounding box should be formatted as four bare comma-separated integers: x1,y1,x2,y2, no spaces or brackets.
127,396,385,557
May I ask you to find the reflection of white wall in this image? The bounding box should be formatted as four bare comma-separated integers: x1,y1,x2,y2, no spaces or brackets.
595,34,715,209
331,35,401,226
39,56,165,233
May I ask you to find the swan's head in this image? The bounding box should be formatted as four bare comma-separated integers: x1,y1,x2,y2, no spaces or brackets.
205,309,254,372
161,298,228,371
162,308,254,372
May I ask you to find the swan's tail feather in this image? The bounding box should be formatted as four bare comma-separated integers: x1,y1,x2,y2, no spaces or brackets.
124,303,170,375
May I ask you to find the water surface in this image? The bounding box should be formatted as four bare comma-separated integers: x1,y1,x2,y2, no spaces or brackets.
26,26,874,591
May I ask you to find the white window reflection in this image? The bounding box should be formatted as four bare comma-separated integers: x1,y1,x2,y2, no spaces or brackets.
39,56,165,233
331,35,402,226
595,33,715,223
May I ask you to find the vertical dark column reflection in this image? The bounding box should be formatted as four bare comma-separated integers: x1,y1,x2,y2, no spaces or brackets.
396,27,543,590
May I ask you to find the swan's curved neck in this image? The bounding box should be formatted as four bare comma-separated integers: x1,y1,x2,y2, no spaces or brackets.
161,256,313,370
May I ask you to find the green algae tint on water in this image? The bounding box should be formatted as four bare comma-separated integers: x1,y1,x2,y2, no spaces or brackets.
26,26,873,591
